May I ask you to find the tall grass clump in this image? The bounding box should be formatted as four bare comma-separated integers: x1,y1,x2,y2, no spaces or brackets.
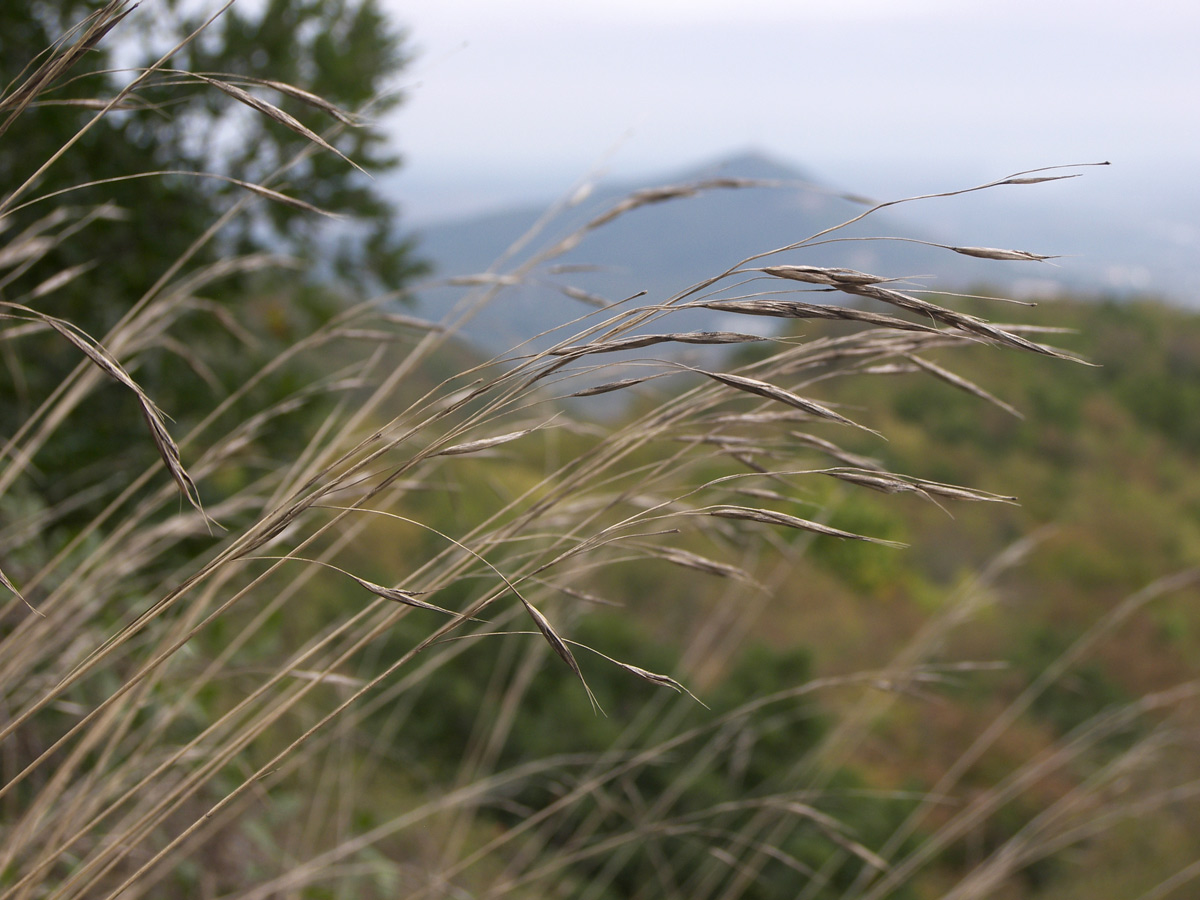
4,4,1200,899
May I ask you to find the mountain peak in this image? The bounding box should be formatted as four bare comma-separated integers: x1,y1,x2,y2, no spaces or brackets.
673,149,817,184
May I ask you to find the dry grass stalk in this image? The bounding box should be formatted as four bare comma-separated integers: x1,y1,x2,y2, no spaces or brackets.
191,73,364,174
690,298,943,333
701,505,908,547
4,6,1191,900
0,1,134,127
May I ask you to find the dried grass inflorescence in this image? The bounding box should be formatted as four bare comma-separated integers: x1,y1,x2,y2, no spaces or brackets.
2,5,1193,900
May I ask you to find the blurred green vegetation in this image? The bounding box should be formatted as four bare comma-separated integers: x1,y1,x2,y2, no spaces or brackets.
234,294,1200,898
0,0,425,516
195,293,1196,899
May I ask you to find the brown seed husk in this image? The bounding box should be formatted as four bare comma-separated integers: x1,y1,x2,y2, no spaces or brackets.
697,369,877,434
553,332,765,358
694,299,939,333
437,429,536,457
703,505,907,547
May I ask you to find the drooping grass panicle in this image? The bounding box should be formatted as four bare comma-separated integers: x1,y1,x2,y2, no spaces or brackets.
7,5,1190,900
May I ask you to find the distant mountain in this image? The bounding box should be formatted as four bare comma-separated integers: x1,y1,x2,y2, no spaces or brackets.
407,152,1110,354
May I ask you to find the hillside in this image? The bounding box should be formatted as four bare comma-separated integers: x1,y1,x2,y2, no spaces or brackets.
758,295,1200,898
331,293,1200,900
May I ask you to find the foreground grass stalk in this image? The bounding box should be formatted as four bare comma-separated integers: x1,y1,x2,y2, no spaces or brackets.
6,5,1199,900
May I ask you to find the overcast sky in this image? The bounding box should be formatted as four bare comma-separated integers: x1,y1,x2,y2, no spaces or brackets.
380,0,1199,222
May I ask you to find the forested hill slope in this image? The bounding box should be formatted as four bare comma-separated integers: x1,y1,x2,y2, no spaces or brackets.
738,294,1200,664
353,293,1200,900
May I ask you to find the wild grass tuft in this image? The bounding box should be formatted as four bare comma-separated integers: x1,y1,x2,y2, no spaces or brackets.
1,5,1197,900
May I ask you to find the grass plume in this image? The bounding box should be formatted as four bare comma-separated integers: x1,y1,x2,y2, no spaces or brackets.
1,6,1196,900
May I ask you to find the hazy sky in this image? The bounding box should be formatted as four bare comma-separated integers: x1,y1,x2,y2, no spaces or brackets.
382,0,1199,221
